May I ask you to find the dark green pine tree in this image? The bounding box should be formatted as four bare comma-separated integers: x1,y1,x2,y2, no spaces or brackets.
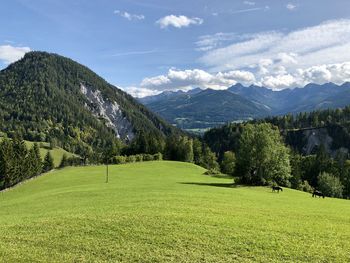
42,152,54,172
59,153,68,168
0,139,14,188
25,143,43,179
12,137,28,185
32,143,43,175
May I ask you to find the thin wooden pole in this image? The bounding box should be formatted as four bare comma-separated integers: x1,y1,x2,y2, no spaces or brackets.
106,164,109,183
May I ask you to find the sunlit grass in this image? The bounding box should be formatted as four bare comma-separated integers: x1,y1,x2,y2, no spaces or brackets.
0,161,349,262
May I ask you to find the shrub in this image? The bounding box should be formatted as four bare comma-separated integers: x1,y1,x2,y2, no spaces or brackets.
204,168,221,176
143,154,154,161
113,156,126,164
298,180,313,193
135,154,143,162
153,152,163,161
126,155,136,163
318,172,344,198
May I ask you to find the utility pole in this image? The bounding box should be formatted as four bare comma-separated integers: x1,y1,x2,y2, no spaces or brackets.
106,163,109,183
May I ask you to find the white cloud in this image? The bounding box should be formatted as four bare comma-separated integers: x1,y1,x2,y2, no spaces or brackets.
243,1,255,6
0,45,31,64
122,86,161,98
137,61,350,93
199,19,350,73
217,70,256,84
114,10,145,21
286,3,297,11
140,68,256,91
156,15,203,29
260,74,297,90
259,61,350,90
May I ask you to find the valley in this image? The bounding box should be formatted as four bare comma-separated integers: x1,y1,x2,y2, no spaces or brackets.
140,82,350,130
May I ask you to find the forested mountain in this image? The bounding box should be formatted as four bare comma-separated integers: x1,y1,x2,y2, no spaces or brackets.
203,106,350,159
140,82,350,130
0,51,178,156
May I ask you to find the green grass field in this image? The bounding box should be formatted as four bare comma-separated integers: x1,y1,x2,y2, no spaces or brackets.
0,161,349,262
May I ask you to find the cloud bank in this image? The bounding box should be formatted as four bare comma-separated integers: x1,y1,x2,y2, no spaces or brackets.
0,45,31,64
128,19,350,96
137,62,350,93
199,19,350,72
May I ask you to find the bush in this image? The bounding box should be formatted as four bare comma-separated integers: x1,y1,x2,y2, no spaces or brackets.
204,168,221,176
143,154,154,161
135,154,143,162
112,153,163,165
298,180,313,193
318,172,344,198
113,156,126,164
126,155,136,163
153,152,163,161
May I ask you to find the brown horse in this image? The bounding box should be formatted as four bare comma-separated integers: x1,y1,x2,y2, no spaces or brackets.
312,190,325,198
272,186,283,193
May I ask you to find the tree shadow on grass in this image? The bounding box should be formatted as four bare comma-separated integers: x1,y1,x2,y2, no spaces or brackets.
179,182,237,188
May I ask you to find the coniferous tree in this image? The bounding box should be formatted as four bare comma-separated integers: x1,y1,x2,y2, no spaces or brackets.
32,143,42,175
59,153,68,168
0,139,14,188
12,137,27,184
42,152,54,172
25,143,42,179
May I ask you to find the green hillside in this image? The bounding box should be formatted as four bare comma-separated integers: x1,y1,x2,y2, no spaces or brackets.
0,138,76,167
0,161,349,262
24,141,76,167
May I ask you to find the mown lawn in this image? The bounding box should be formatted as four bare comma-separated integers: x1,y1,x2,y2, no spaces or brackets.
0,161,349,262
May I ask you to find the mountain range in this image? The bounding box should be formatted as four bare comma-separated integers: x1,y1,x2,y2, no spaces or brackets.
0,51,178,155
139,82,350,130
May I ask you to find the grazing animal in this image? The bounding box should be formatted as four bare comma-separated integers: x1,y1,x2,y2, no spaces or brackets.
312,190,325,198
272,186,283,193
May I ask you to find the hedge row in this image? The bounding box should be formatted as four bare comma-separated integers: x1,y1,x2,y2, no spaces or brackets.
111,153,163,164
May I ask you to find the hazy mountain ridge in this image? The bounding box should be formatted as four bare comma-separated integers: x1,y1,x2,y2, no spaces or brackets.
141,88,270,129
140,82,350,130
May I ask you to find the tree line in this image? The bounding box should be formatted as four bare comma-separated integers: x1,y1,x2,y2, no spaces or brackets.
0,137,54,190
203,107,350,199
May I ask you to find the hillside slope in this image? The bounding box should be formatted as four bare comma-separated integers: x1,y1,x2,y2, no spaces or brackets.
0,161,349,262
0,51,178,154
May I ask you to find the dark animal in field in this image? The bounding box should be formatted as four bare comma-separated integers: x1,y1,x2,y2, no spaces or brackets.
312,190,325,198
272,186,283,193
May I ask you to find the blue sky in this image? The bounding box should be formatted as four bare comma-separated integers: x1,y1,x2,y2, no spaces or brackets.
1,0,350,96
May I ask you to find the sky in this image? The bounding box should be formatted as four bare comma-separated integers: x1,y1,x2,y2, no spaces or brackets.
1,0,350,97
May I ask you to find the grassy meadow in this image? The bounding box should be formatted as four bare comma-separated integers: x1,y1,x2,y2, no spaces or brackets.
0,161,349,262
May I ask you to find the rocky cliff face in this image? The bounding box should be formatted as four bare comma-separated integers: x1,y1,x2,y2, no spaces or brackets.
286,126,349,156
80,84,135,142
